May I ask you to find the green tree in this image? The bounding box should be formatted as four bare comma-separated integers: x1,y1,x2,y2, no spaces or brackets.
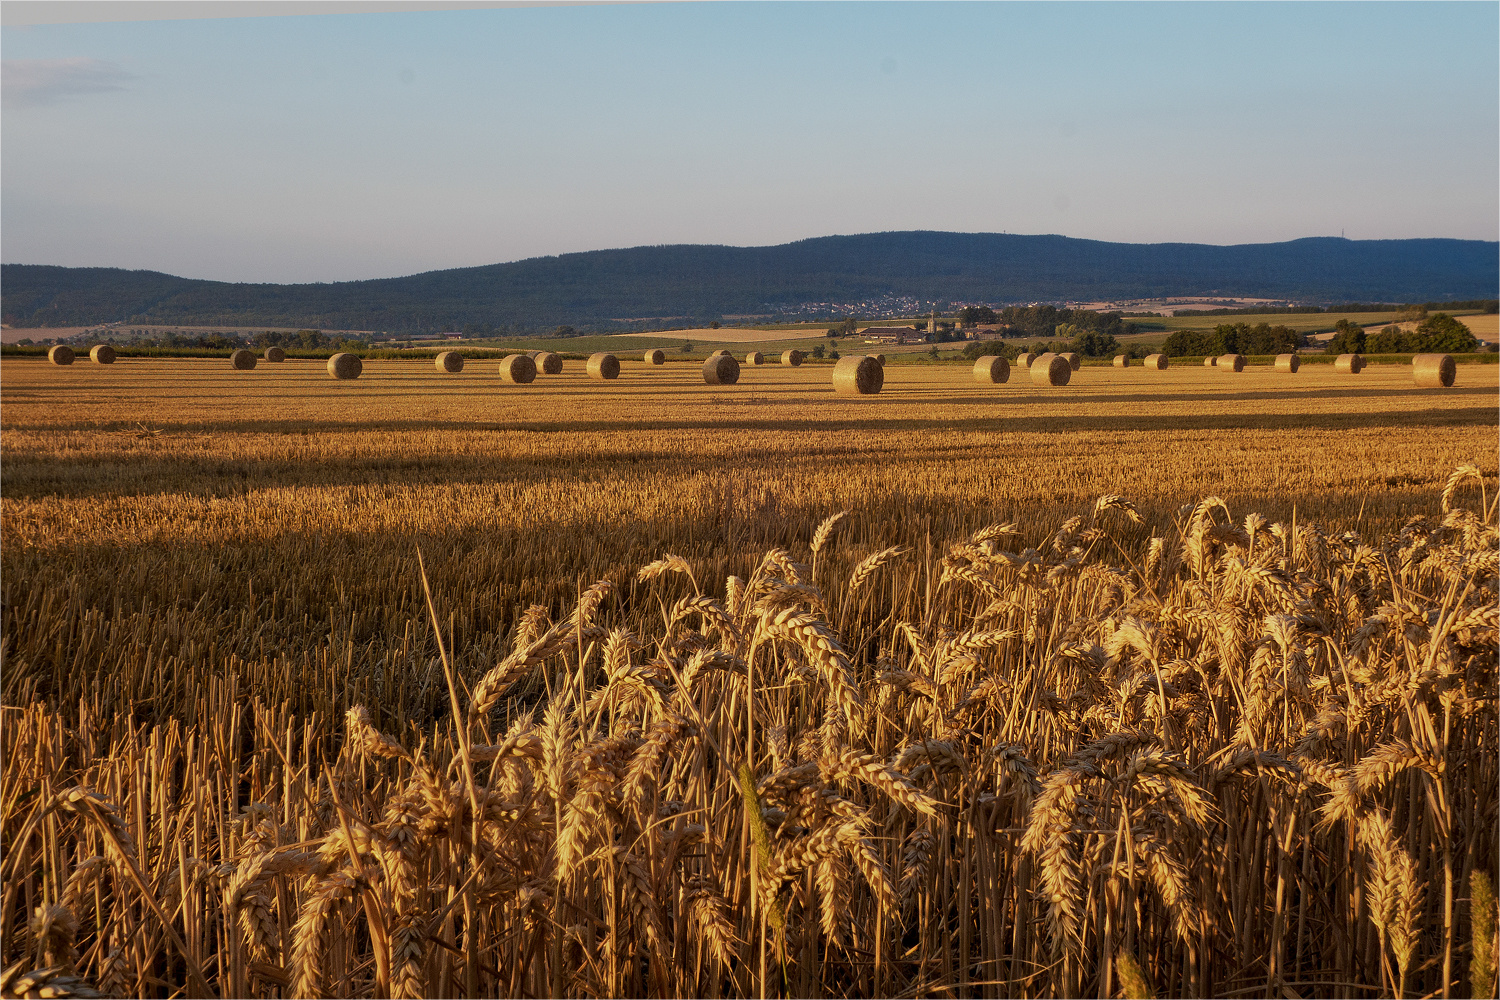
1414,313,1478,351
1324,318,1366,355
958,305,997,326
708,321,721,329
1162,329,1224,357
962,340,1020,361
1366,313,1477,353
838,317,859,337
811,344,825,359
1069,329,1121,357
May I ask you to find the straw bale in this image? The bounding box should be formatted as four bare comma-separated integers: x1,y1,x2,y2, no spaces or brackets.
1143,353,1168,370
587,353,620,380
47,346,75,366
435,351,464,373
1334,353,1364,374
327,352,361,379
499,354,537,384
781,349,805,366
832,355,883,394
536,352,562,374
868,354,886,365
89,345,116,365
972,355,1010,383
1204,355,1218,367
263,346,286,362
1274,353,1300,373
746,351,764,365
1060,351,1081,370
230,349,257,371
1029,352,1071,386
644,349,666,365
1218,354,1246,372
709,349,730,358
1412,353,1456,388
1113,354,1128,368
703,354,740,385
1018,352,1037,368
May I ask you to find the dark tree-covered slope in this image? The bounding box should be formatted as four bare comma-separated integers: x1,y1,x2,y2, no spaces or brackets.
4,232,1495,331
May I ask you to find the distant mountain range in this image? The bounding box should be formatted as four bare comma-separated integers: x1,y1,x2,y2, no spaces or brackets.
3,232,1495,333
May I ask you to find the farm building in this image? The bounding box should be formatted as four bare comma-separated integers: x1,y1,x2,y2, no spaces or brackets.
860,326,923,344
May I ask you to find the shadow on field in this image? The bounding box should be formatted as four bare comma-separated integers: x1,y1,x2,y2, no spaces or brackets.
8,401,1495,440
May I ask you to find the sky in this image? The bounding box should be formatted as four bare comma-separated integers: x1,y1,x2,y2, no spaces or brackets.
2,1,1497,284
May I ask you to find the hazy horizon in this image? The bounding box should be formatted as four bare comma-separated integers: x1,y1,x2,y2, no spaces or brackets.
4,1,1497,284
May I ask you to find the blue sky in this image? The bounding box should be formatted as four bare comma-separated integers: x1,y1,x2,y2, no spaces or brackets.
3,1,1496,283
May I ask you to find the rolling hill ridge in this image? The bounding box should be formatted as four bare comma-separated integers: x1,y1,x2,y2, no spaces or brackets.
3,232,1495,333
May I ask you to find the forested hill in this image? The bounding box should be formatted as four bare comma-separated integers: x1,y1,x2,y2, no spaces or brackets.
4,232,1496,332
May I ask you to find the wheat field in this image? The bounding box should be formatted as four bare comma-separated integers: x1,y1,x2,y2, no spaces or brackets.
2,356,1497,999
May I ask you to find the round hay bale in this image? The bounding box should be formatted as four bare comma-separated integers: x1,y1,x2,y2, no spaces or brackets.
1029,353,1071,386
1060,351,1081,371
972,355,1010,383
1218,354,1245,372
1143,353,1168,370
586,353,620,380
1412,353,1456,388
781,349,805,367
746,351,764,365
709,349,730,358
435,351,464,373
868,353,886,366
644,348,666,365
1203,355,1218,367
1334,353,1364,374
230,348,257,371
47,345,75,366
832,355,883,394
327,352,361,379
498,353,537,384
263,346,286,362
89,344,116,365
703,354,740,385
535,352,562,375
526,350,543,359
1017,352,1037,368
1113,354,1128,368
1275,353,1300,373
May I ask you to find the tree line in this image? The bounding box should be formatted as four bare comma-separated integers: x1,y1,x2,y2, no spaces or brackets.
1325,314,1479,355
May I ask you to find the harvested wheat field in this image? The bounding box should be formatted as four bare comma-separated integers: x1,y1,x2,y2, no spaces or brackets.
2,356,1497,999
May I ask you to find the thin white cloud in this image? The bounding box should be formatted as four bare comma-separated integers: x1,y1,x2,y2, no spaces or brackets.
2,57,135,108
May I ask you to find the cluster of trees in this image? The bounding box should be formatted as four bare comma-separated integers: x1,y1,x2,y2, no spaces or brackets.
1326,314,1478,354
254,329,333,349
993,305,1138,341
1162,322,1301,357
958,306,998,326
251,329,370,350
960,329,1136,362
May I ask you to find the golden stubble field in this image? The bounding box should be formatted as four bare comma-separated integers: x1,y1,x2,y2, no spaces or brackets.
2,355,1496,1000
